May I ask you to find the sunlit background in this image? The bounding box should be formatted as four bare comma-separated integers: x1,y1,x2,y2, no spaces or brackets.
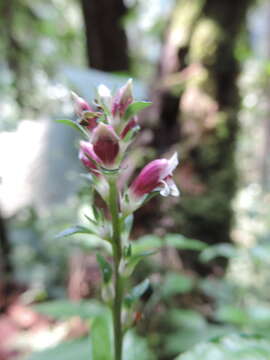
1,0,270,359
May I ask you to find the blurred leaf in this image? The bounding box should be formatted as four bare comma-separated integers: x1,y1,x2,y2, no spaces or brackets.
96,253,113,283
91,308,113,360
161,272,194,298
55,225,97,239
165,234,207,251
34,300,103,319
174,334,270,360
124,250,157,276
247,305,270,329
124,279,150,307
123,330,155,360
56,119,88,137
93,206,104,223
168,309,206,329
199,243,237,263
123,101,152,120
122,214,134,241
215,305,248,326
26,338,91,360
164,310,231,355
132,235,162,254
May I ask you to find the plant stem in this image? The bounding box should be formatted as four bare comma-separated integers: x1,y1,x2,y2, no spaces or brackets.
108,176,123,360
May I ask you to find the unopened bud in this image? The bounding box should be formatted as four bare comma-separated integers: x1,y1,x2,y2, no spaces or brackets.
111,79,133,117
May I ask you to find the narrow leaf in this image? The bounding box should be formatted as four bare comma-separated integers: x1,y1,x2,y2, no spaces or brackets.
165,234,207,251
55,225,96,239
123,101,152,121
84,214,98,226
124,279,150,307
56,119,89,137
96,254,112,283
34,300,103,319
124,250,157,277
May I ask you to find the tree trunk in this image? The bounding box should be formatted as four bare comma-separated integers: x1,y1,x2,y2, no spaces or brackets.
150,0,252,274
80,0,129,72
0,210,13,311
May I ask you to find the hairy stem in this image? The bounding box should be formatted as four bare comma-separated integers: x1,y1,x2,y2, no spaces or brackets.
108,176,123,360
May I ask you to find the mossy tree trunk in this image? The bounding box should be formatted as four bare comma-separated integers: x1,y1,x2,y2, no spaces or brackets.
152,0,252,274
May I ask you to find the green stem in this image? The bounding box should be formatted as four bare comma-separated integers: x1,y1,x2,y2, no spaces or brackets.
108,176,123,360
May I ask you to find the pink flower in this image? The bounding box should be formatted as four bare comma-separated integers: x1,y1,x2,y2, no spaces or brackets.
71,91,98,130
91,123,120,167
130,153,179,199
79,141,101,175
111,79,133,117
120,117,139,139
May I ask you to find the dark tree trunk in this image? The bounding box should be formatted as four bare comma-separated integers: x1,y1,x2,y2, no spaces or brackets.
148,0,253,275
80,0,129,71
0,211,13,311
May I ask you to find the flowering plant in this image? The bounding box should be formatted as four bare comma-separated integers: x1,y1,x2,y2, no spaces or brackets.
58,80,179,360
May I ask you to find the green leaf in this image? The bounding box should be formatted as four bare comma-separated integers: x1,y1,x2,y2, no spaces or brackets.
55,225,96,239
165,234,207,251
215,305,248,326
123,101,152,120
34,300,103,319
122,125,141,142
174,334,270,360
91,308,113,360
124,250,157,276
26,338,91,360
96,254,112,283
122,214,134,241
93,206,104,222
124,279,150,307
123,330,155,360
56,119,89,137
161,273,194,298
199,243,237,263
132,235,162,254
84,214,98,226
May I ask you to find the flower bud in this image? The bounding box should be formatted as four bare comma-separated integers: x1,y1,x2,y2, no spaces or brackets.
122,153,179,214
71,92,98,130
130,153,179,199
79,141,101,175
112,79,133,117
91,123,120,167
71,91,92,116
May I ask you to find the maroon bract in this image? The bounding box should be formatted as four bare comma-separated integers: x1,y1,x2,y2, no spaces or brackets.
91,123,120,168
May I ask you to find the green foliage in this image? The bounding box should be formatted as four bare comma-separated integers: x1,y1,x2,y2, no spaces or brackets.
124,279,150,307
162,309,231,356
199,243,238,263
26,338,92,360
123,330,155,360
161,272,194,298
56,119,89,137
96,253,113,283
175,334,270,360
123,101,152,121
34,300,103,319
91,308,113,360
124,250,157,276
165,234,207,251
55,225,97,239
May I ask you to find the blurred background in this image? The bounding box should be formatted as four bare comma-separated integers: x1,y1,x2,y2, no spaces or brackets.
1,0,270,359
